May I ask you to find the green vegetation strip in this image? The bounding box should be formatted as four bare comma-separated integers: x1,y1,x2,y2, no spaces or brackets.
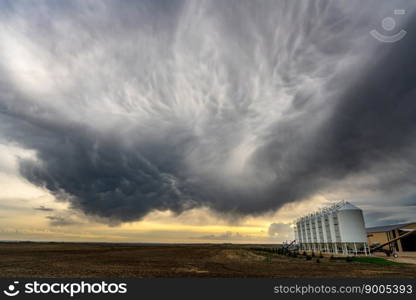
352,257,406,266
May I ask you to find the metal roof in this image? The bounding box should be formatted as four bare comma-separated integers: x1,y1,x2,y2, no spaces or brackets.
296,200,362,222
366,222,415,233
338,202,361,211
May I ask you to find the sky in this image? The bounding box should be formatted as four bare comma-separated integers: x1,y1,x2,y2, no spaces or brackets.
0,0,416,243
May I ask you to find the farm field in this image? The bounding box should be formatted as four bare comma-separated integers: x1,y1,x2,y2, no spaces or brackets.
0,242,415,278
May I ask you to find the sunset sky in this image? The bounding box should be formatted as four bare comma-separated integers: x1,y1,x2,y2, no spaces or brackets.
0,0,416,243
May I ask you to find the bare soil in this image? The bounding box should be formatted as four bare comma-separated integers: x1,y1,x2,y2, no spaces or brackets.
0,242,415,278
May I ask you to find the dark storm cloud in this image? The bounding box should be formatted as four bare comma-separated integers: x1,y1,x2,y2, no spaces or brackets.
34,205,54,212
246,15,416,213
46,215,79,226
0,0,416,224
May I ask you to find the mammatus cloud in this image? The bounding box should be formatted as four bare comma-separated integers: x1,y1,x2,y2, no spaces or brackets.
0,0,415,225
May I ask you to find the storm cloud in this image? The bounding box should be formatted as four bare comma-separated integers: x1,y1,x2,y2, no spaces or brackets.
34,205,54,212
0,0,416,224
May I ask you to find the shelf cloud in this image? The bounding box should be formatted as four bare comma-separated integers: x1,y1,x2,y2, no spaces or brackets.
0,0,415,225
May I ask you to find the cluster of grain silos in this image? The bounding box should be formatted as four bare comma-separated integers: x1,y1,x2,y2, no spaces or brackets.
294,201,369,255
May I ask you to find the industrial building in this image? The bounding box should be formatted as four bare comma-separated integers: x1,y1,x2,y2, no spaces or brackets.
367,223,416,254
294,201,369,255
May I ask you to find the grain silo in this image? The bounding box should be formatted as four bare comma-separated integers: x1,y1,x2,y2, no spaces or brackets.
294,201,369,255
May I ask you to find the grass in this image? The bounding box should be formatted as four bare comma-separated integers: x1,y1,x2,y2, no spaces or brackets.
352,257,406,266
